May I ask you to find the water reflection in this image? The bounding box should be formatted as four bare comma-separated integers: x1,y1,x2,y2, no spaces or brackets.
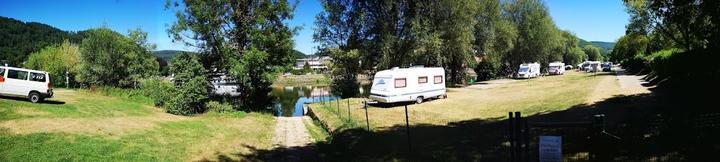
270,85,369,117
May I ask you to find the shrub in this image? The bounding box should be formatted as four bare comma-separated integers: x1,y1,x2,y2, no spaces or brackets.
165,53,208,115
139,78,175,106
474,61,498,81
206,101,235,113
647,48,682,80
621,54,648,73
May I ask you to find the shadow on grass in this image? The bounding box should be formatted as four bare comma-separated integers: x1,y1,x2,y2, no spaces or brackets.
0,95,65,105
227,82,720,161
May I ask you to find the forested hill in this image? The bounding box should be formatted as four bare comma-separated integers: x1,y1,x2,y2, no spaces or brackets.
0,16,84,66
579,39,615,57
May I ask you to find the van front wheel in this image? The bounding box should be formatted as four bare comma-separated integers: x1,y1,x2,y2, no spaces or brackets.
29,92,42,103
415,97,423,104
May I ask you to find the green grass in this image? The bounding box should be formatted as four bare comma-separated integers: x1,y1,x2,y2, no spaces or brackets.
304,117,331,143
0,89,276,161
0,89,154,120
310,71,613,132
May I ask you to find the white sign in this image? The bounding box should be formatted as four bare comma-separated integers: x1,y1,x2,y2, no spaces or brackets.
539,136,562,162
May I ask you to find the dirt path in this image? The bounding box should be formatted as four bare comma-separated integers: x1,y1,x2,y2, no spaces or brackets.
271,116,313,162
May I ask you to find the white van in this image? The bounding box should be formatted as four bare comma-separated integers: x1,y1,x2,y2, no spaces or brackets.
0,66,53,103
369,67,446,104
517,63,540,79
548,62,565,75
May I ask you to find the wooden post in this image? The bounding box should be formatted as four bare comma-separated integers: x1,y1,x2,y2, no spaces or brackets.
514,112,522,162
347,99,351,121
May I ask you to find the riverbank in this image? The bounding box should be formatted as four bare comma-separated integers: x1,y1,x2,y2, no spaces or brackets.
273,74,332,86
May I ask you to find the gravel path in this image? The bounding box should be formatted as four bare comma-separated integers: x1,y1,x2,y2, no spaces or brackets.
271,116,313,162
615,67,652,95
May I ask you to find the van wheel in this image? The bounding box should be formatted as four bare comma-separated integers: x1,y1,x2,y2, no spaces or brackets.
441,94,447,99
415,96,423,104
29,92,42,103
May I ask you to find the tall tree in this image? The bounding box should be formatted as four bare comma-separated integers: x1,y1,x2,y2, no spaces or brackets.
25,40,81,87
503,0,562,69
168,0,296,110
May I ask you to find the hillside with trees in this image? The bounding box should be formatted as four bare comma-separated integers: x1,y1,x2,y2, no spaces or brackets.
0,16,81,66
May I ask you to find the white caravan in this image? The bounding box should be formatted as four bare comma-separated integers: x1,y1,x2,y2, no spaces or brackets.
0,66,53,103
369,67,446,104
548,62,565,75
517,63,541,79
585,61,602,72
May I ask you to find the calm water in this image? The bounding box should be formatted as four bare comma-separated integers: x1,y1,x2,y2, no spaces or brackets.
270,85,369,117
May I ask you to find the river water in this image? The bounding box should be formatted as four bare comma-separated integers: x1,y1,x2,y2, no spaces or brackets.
270,85,369,117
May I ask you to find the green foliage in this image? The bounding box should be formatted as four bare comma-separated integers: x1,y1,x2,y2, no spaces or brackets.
328,48,360,98
646,48,682,79
168,0,296,110
205,101,235,113
229,48,276,109
303,61,311,74
76,28,159,87
138,78,175,106
166,53,208,115
474,61,499,81
24,40,81,88
0,16,79,66
504,0,563,68
583,45,603,61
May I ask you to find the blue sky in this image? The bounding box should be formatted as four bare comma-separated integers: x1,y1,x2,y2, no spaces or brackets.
0,0,628,55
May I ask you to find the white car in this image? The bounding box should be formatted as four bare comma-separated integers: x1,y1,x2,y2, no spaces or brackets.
0,66,53,103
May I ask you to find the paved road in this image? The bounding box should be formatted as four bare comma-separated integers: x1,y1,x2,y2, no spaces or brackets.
614,67,652,95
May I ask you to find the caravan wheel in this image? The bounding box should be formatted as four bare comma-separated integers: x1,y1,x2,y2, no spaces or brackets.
415,96,424,104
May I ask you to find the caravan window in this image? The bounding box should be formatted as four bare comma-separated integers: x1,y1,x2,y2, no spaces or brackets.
418,76,428,84
7,69,28,80
434,75,443,84
30,72,46,82
395,78,406,88
0,68,5,77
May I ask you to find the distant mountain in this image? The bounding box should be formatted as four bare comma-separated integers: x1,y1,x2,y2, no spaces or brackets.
152,50,192,61
579,39,615,57
0,16,82,66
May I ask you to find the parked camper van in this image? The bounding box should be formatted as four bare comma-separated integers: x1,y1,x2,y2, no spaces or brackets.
369,67,446,104
517,63,540,79
0,66,53,103
586,61,602,72
548,62,565,75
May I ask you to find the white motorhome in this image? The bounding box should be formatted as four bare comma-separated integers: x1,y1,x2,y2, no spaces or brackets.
517,63,540,79
548,62,565,75
0,66,53,103
369,67,446,104
585,61,602,72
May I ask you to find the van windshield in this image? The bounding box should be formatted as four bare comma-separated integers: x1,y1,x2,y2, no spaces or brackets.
519,67,529,72
372,77,391,90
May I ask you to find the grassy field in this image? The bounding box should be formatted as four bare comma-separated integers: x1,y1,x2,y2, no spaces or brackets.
311,71,614,132
307,71,622,161
0,89,275,161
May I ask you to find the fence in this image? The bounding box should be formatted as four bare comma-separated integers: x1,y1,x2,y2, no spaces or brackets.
508,112,620,162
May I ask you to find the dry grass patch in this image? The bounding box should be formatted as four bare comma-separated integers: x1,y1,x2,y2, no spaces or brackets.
311,71,616,132
0,113,189,136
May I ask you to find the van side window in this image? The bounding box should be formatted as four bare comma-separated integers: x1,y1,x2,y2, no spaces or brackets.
418,76,428,84
0,68,5,77
7,70,29,80
434,75,443,84
395,78,406,88
30,72,46,82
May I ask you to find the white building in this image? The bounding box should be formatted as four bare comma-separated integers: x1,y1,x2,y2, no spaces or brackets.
294,56,331,71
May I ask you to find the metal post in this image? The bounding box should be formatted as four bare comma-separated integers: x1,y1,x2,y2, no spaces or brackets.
514,112,522,162
65,71,69,89
364,100,370,131
336,97,340,116
509,112,515,162
405,105,411,154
